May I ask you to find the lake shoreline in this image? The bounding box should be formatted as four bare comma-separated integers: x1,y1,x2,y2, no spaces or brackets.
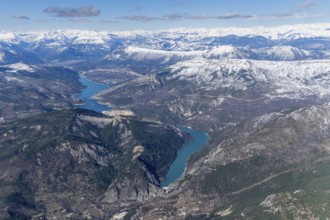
77,74,208,188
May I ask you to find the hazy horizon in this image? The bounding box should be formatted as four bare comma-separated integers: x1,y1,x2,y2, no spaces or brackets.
1,0,329,31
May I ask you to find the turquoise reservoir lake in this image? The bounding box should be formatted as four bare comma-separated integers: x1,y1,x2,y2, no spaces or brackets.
77,75,208,187
77,76,111,112
160,126,208,187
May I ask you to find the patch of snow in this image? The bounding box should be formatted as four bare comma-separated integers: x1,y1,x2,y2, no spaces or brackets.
4,76,24,82
5,62,34,72
112,212,128,220
124,46,203,61
0,51,4,62
216,205,233,217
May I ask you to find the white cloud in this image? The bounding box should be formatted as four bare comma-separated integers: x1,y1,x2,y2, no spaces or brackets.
12,14,30,20
295,0,316,10
43,6,100,17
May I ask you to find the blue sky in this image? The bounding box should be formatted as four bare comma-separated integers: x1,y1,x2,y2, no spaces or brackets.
1,0,329,31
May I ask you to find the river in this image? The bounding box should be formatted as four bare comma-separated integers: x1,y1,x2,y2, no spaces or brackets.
77,75,208,187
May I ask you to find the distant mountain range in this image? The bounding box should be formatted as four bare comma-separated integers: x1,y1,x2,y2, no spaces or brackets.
0,23,330,66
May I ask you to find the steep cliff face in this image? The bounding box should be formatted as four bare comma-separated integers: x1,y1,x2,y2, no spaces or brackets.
103,159,165,204
100,116,188,205
0,109,186,219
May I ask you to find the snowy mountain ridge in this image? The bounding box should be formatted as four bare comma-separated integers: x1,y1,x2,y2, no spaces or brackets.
120,44,318,61
0,30,111,45
169,58,330,98
123,46,204,61
0,23,330,65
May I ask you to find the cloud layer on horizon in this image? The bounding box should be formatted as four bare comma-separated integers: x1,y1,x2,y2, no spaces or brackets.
119,11,325,22
66,18,117,24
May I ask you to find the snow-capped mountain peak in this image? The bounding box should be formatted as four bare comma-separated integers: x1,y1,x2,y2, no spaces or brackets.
0,32,17,43
206,45,251,59
265,45,311,61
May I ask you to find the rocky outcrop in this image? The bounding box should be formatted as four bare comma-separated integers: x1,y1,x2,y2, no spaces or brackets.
104,159,165,204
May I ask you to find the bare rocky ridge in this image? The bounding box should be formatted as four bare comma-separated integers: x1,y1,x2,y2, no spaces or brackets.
0,109,187,219
0,65,83,122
